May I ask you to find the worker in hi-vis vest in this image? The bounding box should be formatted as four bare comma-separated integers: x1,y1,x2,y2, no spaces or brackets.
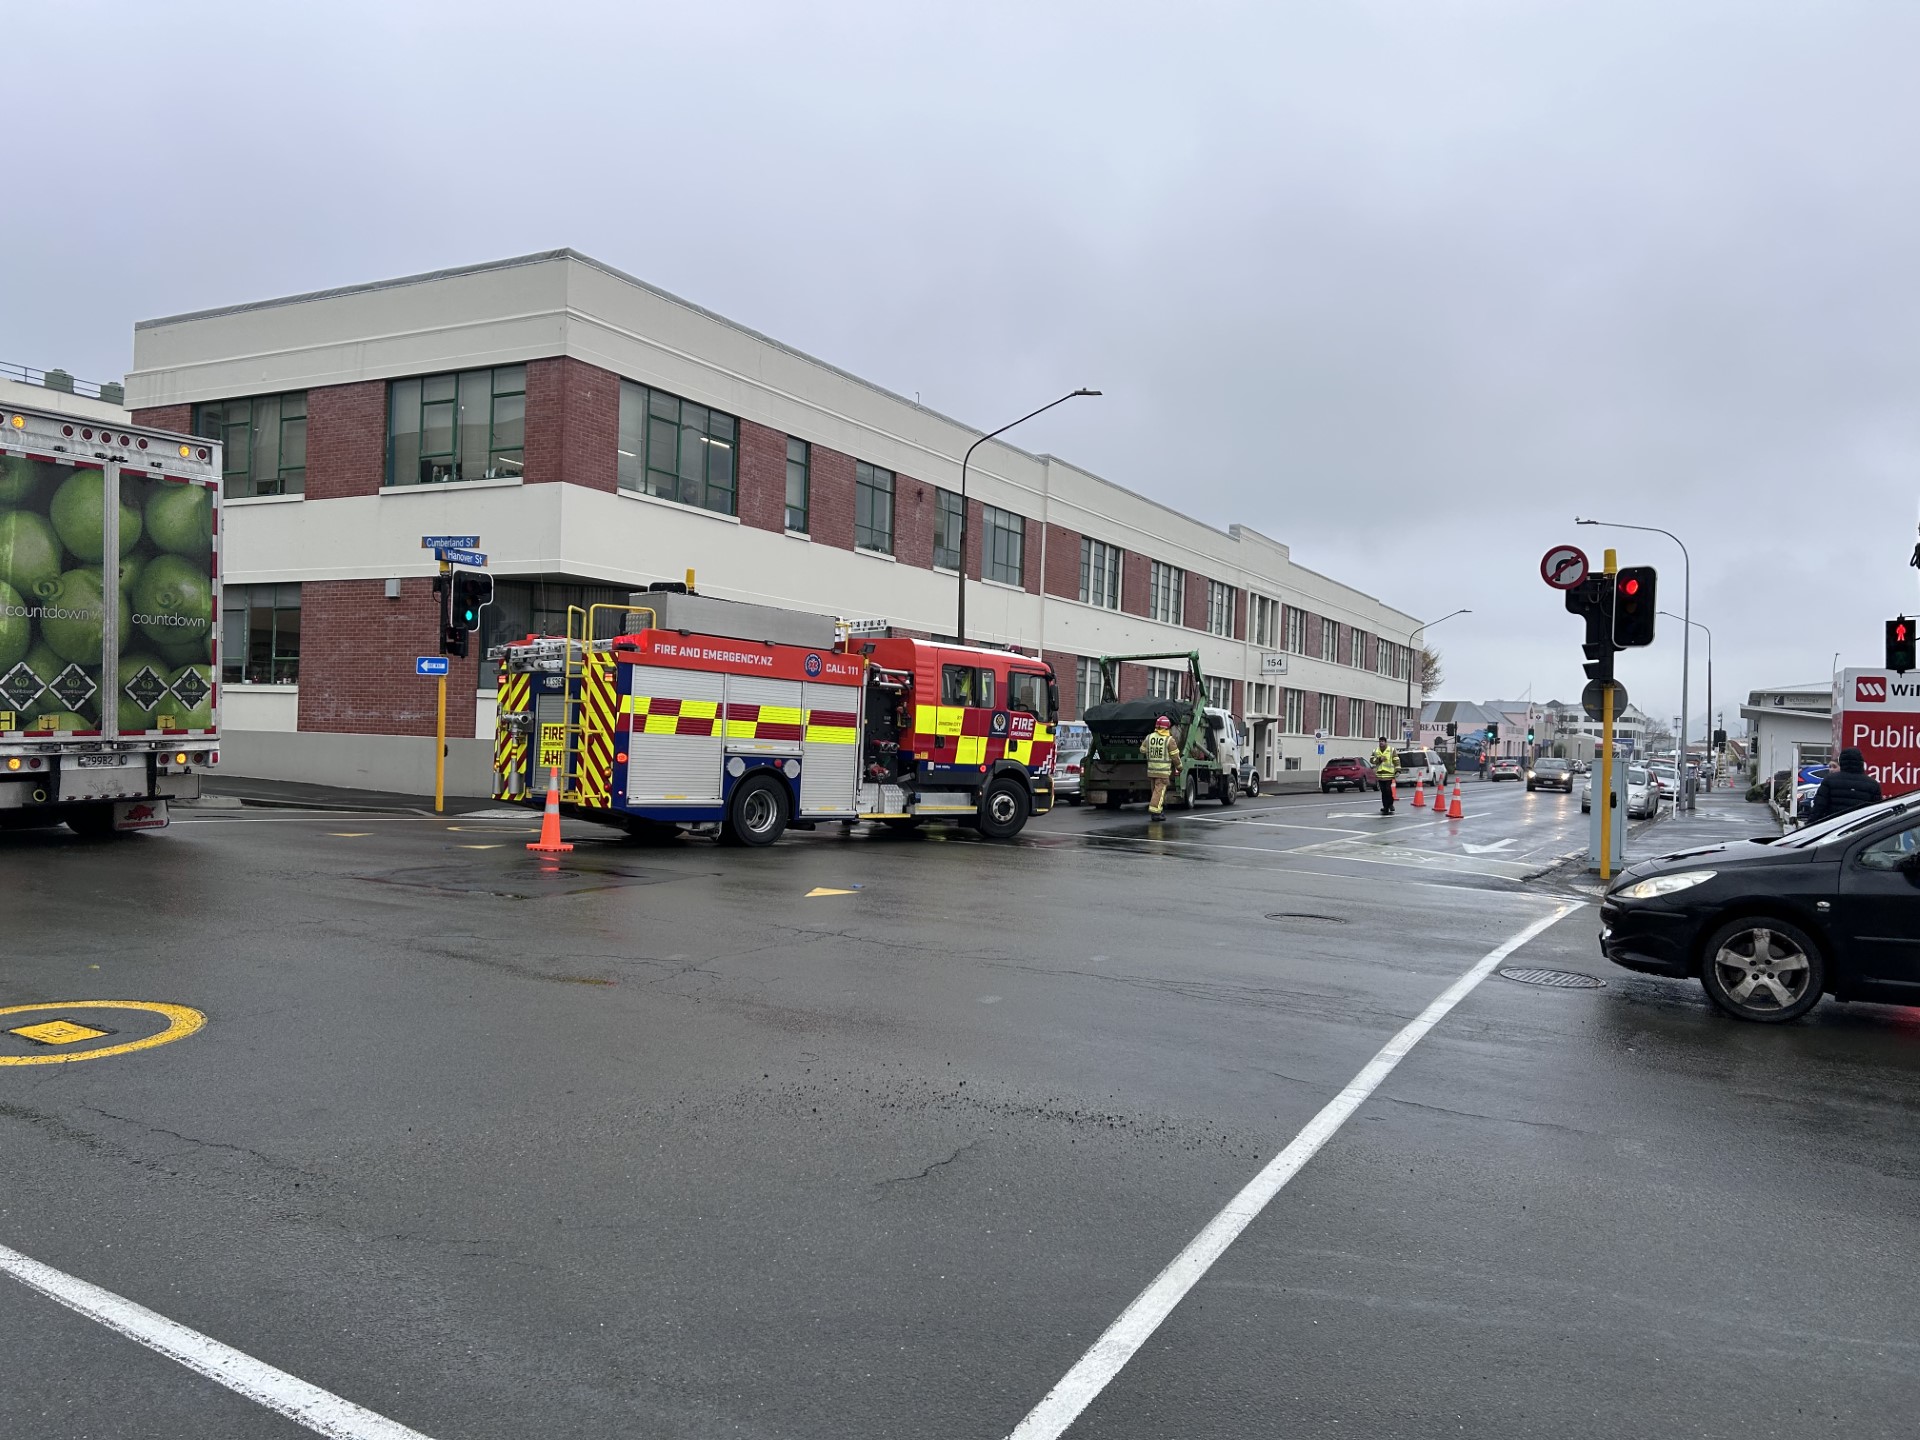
1370,737,1400,815
1143,715,1176,818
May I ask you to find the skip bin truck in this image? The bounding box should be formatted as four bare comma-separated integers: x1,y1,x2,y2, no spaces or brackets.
1082,650,1244,810
0,403,219,836
490,582,1058,843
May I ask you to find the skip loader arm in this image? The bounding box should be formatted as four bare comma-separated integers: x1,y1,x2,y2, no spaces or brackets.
1090,650,1210,770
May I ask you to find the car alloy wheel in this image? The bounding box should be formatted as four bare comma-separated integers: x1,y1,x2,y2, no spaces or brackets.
1699,917,1824,1023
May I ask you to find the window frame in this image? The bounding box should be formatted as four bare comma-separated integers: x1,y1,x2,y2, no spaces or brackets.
855,461,896,554
613,380,735,514
1149,562,1185,626
1079,537,1121,610
1285,689,1304,734
1285,607,1304,654
1206,580,1235,638
388,366,527,488
982,505,1025,587
1008,669,1048,718
933,487,964,570
940,663,994,708
784,436,810,533
1250,594,1279,649
193,392,308,498
1147,666,1184,701
1321,617,1338,659
218,582,301,685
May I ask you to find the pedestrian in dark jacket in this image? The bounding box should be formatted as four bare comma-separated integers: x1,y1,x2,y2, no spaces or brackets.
1807,748,1882,822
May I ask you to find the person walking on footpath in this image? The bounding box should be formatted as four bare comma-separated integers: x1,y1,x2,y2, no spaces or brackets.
1807,747,1881,822
1370,736,1400,815
1144,715,1176,818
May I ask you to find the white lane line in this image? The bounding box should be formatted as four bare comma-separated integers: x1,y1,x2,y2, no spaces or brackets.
1003,901,1581,1440
0,1242,436,1440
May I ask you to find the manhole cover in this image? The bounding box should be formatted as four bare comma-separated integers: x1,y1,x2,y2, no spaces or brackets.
1500,967,1605,989
1266,911,1348,924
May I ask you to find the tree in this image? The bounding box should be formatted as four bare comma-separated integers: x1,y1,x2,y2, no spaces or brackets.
1419,646,1445,697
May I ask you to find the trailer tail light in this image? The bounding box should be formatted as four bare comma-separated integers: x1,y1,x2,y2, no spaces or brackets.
5,758,17,770
175,752,189,765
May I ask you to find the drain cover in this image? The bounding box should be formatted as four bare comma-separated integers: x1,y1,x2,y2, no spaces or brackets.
1266,911,1348,924
1500,967,1605,989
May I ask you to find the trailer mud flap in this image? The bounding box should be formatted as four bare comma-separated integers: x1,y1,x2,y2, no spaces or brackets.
113,799,169,831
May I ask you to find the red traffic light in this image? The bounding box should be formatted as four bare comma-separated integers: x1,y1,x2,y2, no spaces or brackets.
1619,577,1640,596
1899,622,1911,642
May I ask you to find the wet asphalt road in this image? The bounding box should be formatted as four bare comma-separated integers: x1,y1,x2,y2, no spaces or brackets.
2,783,1916,1438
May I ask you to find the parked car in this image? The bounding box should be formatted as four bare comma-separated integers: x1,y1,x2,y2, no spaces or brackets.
1395,748,1446,789
1600,792,1920,1022
1580,765,1658,818
1320,756,1373,793
1527,757,1574,792
1489,757,1523,781
1571,759,1591,775
1054,721,1092,804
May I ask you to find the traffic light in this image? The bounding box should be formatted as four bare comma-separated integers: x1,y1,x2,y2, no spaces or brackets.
436,570,493,658
1485,724,1498,742
1890,615,1917,675
1526,725,1536,745
1612,566,1657,647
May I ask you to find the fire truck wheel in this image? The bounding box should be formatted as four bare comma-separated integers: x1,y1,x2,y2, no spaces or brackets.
977,776,1030,839
724,774,790,847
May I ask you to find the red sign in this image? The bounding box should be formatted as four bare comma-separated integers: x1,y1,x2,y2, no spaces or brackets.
612,630,865,686
1540,545,1589,590
1835,669,1920,797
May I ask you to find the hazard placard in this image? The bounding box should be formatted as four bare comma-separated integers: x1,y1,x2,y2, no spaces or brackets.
538,723,566,771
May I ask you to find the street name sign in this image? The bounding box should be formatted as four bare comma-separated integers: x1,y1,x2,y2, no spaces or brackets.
1541,544,1590,590
432,547,487,567
416,656,450,677
421,534,480,550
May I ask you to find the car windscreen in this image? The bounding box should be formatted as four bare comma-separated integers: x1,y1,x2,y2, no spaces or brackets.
1396,752,1427,768
1533,759,1568,771
1772,793,1920,849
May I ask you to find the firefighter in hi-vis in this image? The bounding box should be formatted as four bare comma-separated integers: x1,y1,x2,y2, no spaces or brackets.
1144,714,1176,818
1370,736,1400,815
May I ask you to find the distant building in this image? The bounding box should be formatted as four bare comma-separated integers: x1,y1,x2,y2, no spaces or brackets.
1740,682,1832,778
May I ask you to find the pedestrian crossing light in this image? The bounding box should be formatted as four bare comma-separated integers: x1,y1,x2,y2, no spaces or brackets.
1890,615,1917,675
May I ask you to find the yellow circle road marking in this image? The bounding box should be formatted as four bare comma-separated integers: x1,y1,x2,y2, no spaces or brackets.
0,1002,205,1066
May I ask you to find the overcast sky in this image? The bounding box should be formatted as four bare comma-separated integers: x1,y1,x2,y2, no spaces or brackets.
12,1,1919,732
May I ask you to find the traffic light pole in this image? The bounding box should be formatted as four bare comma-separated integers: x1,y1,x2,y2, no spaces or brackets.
435,559,449,814
1600,549,1616,880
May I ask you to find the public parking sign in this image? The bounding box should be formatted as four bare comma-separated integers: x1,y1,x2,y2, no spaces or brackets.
416,656,450,677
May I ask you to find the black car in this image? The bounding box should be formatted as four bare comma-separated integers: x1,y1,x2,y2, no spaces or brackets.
1527,757,1573,792
1600,793,1920,1022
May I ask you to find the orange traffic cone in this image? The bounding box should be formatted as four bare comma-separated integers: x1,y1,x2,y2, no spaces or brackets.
527,767,573,854
1447,784,1464,819
1412,777,1426,807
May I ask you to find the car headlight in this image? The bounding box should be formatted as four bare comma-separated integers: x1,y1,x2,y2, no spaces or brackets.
1617,870,1716,900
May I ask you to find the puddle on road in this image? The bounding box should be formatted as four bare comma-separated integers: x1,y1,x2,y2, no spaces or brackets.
353,862,685,900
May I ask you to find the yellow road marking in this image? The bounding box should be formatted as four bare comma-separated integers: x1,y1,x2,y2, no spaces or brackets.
9,1020,109,1046
805,887,859,898
0,1002,204,1066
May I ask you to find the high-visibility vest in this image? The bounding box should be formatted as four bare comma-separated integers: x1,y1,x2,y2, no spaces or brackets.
1143,730,1174,775
1371,747,1398,779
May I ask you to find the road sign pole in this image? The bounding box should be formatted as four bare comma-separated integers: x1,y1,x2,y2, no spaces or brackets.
435,674,447,814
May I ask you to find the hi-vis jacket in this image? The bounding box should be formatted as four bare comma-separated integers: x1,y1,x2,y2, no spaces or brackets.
1370,745,1399,780
1143,730,1175,776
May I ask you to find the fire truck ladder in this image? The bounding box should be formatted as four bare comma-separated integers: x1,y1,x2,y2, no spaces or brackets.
558,604,658,804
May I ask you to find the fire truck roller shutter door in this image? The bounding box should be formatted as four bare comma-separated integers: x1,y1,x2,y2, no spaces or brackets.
722,676,807,750
801,680,862,816
624,665,726,806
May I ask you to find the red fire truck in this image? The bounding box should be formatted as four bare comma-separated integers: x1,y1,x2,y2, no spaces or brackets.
491,585,1058,844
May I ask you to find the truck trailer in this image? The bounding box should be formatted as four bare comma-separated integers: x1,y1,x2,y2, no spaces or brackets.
0,403,219,836
1081,650,1244,810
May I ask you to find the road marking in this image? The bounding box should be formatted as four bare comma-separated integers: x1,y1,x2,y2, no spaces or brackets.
1463,838,1517,854
329,833,373,838
0,1002,204,1067
454,844,502,850
805,886,861,897
1003,902,1581,1440
0,1242,435,1439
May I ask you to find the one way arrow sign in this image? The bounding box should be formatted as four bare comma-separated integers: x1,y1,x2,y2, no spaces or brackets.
1461,838,1516,855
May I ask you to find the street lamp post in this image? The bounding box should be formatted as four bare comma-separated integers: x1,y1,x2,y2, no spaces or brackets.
1407,608,1471,722
955,389,1101,646
1662,609,1711,786
1576,518,1694,810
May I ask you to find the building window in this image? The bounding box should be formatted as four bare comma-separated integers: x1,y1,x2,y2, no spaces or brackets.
1148,562,1185,625
1318,692,1336,733
856,462,895,554
1206,581,1235,638
1285,689,1304,734
219,583,300,684
1285,607,1304,654
1148,666,1184,701
389,367,525,487
479,578,635,658
1075,657,1108,717
1080,538,1121,609
983,505,1025,587
193,393,306,498
1321,617,1338,659
933,488,963,570
1205,675,1233,709
1350,629,1364,667
1250,594,1280,649
785,436,810,533
614,381,735,514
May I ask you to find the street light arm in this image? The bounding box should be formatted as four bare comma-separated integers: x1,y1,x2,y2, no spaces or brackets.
1405,607,1470,717
956,388,1100,645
